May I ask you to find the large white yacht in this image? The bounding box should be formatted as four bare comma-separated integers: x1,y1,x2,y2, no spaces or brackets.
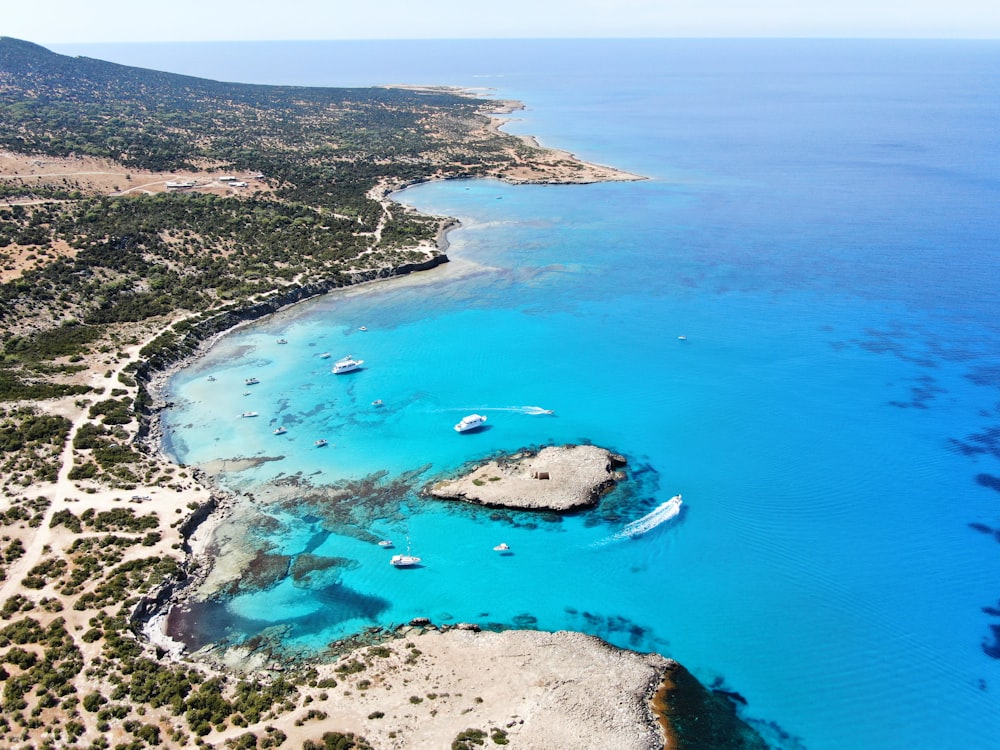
454,414,487,433
332,355,364,374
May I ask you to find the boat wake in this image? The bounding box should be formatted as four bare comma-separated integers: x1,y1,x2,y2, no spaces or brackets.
596,495,683,545
444,406,555,416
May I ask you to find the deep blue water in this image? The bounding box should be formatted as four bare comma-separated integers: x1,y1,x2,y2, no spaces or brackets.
57,39,1000,748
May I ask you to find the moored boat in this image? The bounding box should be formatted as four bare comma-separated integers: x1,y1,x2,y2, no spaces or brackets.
493,543,511,552
390,553,421,567
332,356,364,374
245,377,259,385
314,439,328,447
454,414,487,433
273,426,287,435
377,539,393,548
241,411,259,418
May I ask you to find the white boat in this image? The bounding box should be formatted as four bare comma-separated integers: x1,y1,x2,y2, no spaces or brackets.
319,352,331,359
277,338,288,344
207,376,216,382
273,426,287,435
454,414,487,433
390,553,421,567
245,377,259,385
678,335,687,341
377,539,394,548
372,399,384,407
314,439,328,447
241,411,259,418
493,543,511,552
358,326,368,332
332,356,364,374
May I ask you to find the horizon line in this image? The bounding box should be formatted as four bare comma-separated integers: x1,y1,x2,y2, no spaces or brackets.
39,34,1000,46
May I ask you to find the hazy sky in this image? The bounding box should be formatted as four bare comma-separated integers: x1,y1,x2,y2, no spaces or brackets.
5,0,1000,44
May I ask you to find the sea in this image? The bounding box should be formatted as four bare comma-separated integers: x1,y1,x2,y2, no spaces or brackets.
54,39,1000,748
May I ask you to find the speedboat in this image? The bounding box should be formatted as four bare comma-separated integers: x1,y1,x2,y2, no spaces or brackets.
314,439,328,447
207,376,216,382
244,377,259,385
390,553,421,567
377,539,394,548
319,352,331,359
273,426,287,435
277,338,288,344
241,411,259,418
678,335,687,341
332,356,364,374
454,414,487,433
493,543,510,552
372,399,383,407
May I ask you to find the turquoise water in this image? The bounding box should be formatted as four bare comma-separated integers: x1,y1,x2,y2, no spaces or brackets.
88,40,1000,748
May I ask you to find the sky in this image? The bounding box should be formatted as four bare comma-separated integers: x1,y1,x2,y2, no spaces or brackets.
4,0,1000,43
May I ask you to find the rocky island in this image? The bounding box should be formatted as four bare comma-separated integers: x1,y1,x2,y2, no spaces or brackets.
429,444,626,511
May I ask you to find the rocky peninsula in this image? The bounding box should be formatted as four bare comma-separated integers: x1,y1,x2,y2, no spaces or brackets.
429,444,626,511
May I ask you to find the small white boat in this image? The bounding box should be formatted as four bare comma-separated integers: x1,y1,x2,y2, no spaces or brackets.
243,391,251,396
207,376,216,382
390,553,421,567
319,352,331,359
273,426,287,435
332,356,364,374
241,411,259,418
377,539,394,548
358,326,368,332
678,335,687,341
314,439,328,447
372,399,383,407
245,377,259,385
493,543,510,552
454,414,487,433
277,338,288,344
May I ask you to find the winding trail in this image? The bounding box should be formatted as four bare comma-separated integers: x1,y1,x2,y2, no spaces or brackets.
0,339,151,602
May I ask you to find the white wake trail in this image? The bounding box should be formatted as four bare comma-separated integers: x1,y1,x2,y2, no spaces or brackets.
595,495,683,546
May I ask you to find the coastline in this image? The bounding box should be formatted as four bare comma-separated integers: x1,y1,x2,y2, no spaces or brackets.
482,98,648,185
125,173,686,744
0,114,762,750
